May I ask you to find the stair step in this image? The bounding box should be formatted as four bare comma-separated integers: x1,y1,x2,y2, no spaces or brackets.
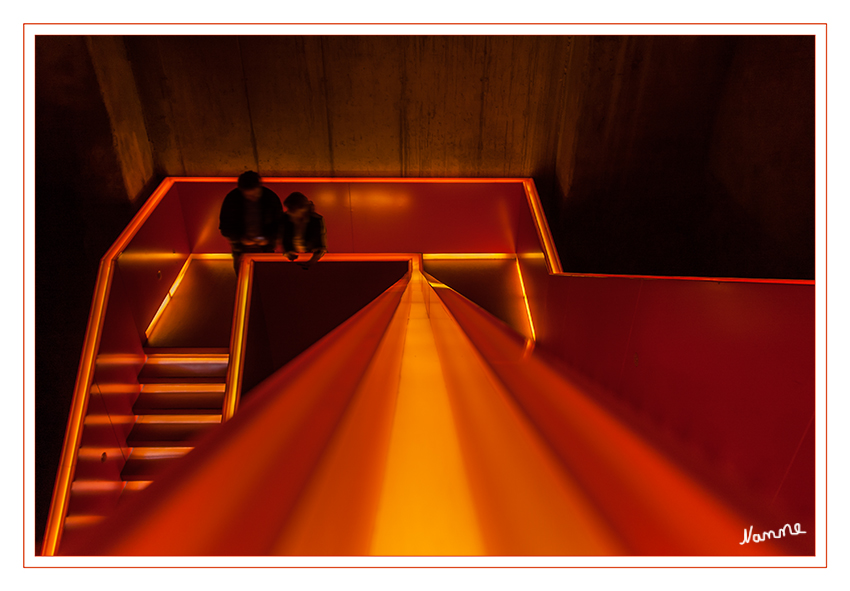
63,514,106,529
138,354,229,381
126,419,220,447
144,347,229,355
72,448,127,481
140,382,226,393
133,390,225,415
118,480,153,504
66,481,125,517
119,446,193,482
121,457,180,481
138,374,226,385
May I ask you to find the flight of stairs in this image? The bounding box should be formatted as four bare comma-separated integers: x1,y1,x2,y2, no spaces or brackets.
121,348,228,485
60,348,229,549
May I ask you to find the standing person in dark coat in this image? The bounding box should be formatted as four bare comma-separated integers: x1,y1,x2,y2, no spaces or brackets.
281,192,327,270
219,171,283,273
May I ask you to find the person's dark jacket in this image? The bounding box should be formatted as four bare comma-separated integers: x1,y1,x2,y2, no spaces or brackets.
281,211,327,254
219,187,283,242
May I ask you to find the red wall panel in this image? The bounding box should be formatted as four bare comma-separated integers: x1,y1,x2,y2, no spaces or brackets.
349,182,524,253
545,276,643,396
533,273,815,531
618,280,815,506
264,182,355,253
174,180,524,255
174,181,232,253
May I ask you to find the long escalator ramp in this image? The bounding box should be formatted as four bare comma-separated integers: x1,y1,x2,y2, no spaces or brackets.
275,267,486,555
427,279,625,555
59,271,412,556
280,268,621,555
367,269,484,555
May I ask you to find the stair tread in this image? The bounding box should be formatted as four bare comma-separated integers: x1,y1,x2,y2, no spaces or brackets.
121,457,179,481
143,347,229,355
127,422,219,446
133,388,225,414
140,382,226,392
66,484,124,518
138,373,227,383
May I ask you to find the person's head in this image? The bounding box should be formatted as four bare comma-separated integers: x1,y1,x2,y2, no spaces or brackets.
284,192,311,220
238,171,262,200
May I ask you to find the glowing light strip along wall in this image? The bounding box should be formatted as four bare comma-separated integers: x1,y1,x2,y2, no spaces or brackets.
522,179,563,275
422,253,515,261
222,258,255,422
176,177,529,184
42,178,177,557
515,259,537,342
144,255,195,340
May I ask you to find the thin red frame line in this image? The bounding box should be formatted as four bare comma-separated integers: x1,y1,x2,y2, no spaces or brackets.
22,21,26,568
823,22,828,568
23,24,827,568
24,566,825,569
23,22,829,25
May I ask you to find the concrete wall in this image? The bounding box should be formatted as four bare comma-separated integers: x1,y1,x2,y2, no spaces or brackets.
707,36,816,280
85,36,156,204
552,35,814,279
122,36,571,188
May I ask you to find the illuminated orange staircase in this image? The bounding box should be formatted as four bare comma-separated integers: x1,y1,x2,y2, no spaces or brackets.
59,349,229,550
121,349,228,482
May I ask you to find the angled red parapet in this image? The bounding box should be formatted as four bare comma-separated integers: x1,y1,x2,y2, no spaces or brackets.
59,271,411,556
426,275,807,556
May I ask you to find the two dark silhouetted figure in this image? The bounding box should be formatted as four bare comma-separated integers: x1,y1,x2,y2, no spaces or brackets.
219,171,327,273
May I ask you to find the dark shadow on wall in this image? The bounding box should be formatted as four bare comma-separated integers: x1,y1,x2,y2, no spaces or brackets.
556,171,772,278
552,35,814,280
34,35,157,551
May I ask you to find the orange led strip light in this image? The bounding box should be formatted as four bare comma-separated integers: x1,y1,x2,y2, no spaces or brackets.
144,255,195,340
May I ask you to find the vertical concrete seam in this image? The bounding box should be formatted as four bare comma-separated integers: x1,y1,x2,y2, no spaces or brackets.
552,36,574,180
475,36,490,177
155,37,187,176
236,36,261,174
399,37,408,177
521,38,536,177
319,37,335,176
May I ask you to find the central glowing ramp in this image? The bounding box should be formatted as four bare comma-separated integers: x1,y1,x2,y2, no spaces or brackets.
368,269,484,554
